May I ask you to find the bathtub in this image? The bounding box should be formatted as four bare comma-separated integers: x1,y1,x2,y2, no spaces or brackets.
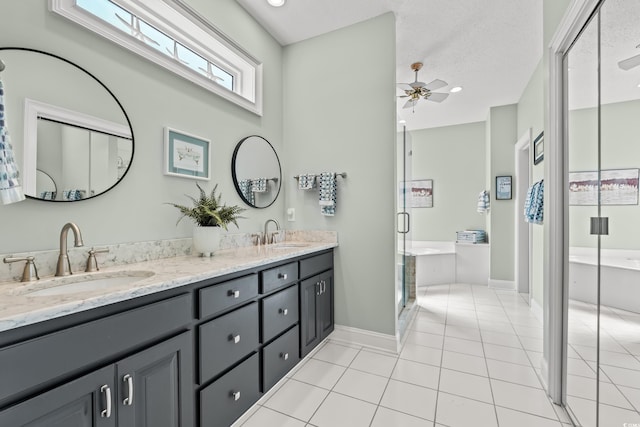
402,241,489,286
569,247,640,313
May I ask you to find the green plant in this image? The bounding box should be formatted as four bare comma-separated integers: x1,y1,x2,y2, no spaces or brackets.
168,183,245,230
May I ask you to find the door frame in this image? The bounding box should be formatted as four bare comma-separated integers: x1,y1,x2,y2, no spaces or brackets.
547,0,603,404
514,129,533,301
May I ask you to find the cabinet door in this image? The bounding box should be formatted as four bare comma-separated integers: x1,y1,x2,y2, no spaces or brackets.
117,332,193,427
318,270,334,341
0,365,116,427
300,275,320,358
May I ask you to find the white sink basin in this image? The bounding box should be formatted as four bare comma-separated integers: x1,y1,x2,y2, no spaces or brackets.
25,271,155,297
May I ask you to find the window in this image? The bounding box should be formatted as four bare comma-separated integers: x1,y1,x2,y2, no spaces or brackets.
50,0,263,115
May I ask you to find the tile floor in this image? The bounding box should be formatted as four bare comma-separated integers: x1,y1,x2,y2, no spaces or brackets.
232,283,574,427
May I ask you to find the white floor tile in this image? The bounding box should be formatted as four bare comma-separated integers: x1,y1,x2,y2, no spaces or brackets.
435,392,498,427
370,406,432,427
483,343,531,366
496,406,563,426
486,359,542,388
400,342,443,367
517,336,544,352
391,358,440,390
380,379,438,421
599,402,640,425
438,368,493,403
491,379,558,419
312,342,359,367
403,330,445,349
619,385,640,411
601,364,640,389
241,406,306,427
481,330,523,348
445,325,481,341
441,350,488,377
478,320,516,335
443,336,485,357
309,392,377,427
411,318,446,335
263,379,329,422
332,368,388,404
349,349,397,377
292,358,346,389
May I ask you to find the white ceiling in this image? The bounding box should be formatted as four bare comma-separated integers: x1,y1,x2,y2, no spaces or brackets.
236,0,543,130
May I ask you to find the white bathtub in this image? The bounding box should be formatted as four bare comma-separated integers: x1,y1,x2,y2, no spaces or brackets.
569,248,640,313
402,241,489,286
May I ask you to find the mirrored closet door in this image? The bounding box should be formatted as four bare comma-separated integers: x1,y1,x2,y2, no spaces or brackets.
565,0,640,425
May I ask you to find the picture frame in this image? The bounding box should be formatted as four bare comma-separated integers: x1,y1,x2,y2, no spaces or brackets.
533,131,544,165
496,175,512,200
164,127,211,180
400,179,433,208
569,168,639,206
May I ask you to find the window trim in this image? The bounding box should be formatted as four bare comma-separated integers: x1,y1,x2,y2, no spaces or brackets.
49,0,263,115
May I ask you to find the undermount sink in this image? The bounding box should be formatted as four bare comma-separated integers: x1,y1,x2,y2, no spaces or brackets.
24,270,155,297
270,243,310,249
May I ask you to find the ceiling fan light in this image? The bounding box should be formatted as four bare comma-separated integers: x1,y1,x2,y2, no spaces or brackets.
267,0,286,7
450,86,463,93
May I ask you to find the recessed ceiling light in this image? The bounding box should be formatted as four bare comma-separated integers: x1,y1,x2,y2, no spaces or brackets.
450,86,463,93
267,0,286,6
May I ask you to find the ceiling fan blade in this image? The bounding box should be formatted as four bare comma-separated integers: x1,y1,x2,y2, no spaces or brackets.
397,83,414,92
403,99,418,109
424,79,448,91
427,92,449,103
618,53,640,70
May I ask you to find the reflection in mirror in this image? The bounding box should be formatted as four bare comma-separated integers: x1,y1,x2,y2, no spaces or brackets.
0,48,133,202
232,135,281,208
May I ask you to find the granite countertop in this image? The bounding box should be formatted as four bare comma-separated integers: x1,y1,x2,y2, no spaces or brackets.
0,241,336,333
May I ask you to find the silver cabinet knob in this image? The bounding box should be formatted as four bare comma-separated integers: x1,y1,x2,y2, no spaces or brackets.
280,352,289,360
229,334,241,344
228,290,240,298
231,391,241,401
278,273,288,280
123,374,134,406
279,308,288,316
100,385,112,418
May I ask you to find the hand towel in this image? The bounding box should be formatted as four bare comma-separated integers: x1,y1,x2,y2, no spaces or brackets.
251,177,267,193
524,180,544,224
319,172,337,216
477,190,490,213
0,78,25,205
298,174,316,190
238,179,255,205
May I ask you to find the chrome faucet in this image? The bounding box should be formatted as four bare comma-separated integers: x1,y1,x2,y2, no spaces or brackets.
263,219,280,245
55,222,84,276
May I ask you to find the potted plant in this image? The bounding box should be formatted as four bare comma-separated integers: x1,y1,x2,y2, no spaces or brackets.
169,183,245,256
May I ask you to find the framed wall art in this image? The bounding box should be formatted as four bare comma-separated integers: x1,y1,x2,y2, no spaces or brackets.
496,175,512,200
569,168,639,206
164,127,211,180
400,179,433,208
533,131,544,165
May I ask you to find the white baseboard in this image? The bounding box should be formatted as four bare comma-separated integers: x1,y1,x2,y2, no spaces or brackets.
488,279,516,290
540,357,549,391
530,297,543,323
330,324,398,354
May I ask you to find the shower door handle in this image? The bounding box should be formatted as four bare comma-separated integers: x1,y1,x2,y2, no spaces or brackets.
397,212,410,234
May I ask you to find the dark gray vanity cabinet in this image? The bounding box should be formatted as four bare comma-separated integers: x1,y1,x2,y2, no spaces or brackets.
300,253,334,358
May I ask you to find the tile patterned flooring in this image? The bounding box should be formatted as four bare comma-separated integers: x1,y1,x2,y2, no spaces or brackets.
232,284,574,427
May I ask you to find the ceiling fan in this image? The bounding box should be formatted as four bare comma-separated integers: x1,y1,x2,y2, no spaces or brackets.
618,44,640,70
398,62,449,111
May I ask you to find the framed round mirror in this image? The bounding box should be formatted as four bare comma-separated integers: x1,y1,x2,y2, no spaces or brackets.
231,135,281,208
0,47,134,202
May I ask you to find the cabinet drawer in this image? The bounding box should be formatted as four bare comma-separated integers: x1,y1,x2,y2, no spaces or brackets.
0,294,191,406
199,274,258,319
260,262,298,294
262,325,300,391
300,252,333,278
199,302,259,383
261,285,298,343
200,353,260,427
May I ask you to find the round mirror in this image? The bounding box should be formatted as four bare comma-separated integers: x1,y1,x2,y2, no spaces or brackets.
0,47,133,202
231,135,281,208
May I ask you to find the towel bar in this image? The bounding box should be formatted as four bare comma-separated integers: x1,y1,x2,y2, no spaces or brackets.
293,172,347,180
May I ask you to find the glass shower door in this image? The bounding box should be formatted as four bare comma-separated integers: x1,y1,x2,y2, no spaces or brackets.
396,123,413,324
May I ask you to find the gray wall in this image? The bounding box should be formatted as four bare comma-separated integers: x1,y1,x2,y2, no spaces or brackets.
0,0,285,254
283,14,397,335
409,122,487,241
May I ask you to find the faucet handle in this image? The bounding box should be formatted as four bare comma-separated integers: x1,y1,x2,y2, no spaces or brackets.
3,256,39,282
85,247,109,272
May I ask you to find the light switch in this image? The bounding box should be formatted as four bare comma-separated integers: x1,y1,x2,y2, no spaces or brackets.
287,208,295,221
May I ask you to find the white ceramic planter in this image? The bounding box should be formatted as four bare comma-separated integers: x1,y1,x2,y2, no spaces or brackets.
192,225,221,257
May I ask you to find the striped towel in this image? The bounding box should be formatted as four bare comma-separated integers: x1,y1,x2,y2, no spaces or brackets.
477,190,490,213
0,78,25,205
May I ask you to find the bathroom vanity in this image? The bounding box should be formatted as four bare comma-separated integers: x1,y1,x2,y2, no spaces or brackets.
0,243,335,427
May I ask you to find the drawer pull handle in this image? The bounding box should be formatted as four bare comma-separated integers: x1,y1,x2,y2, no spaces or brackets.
279,308,288,316
100,385,112,418
280,352,289,361
123,374,134,406
229,334,241,344
228,290,240,298
316,282,321,296
231,391,241,401
279,273,288,280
